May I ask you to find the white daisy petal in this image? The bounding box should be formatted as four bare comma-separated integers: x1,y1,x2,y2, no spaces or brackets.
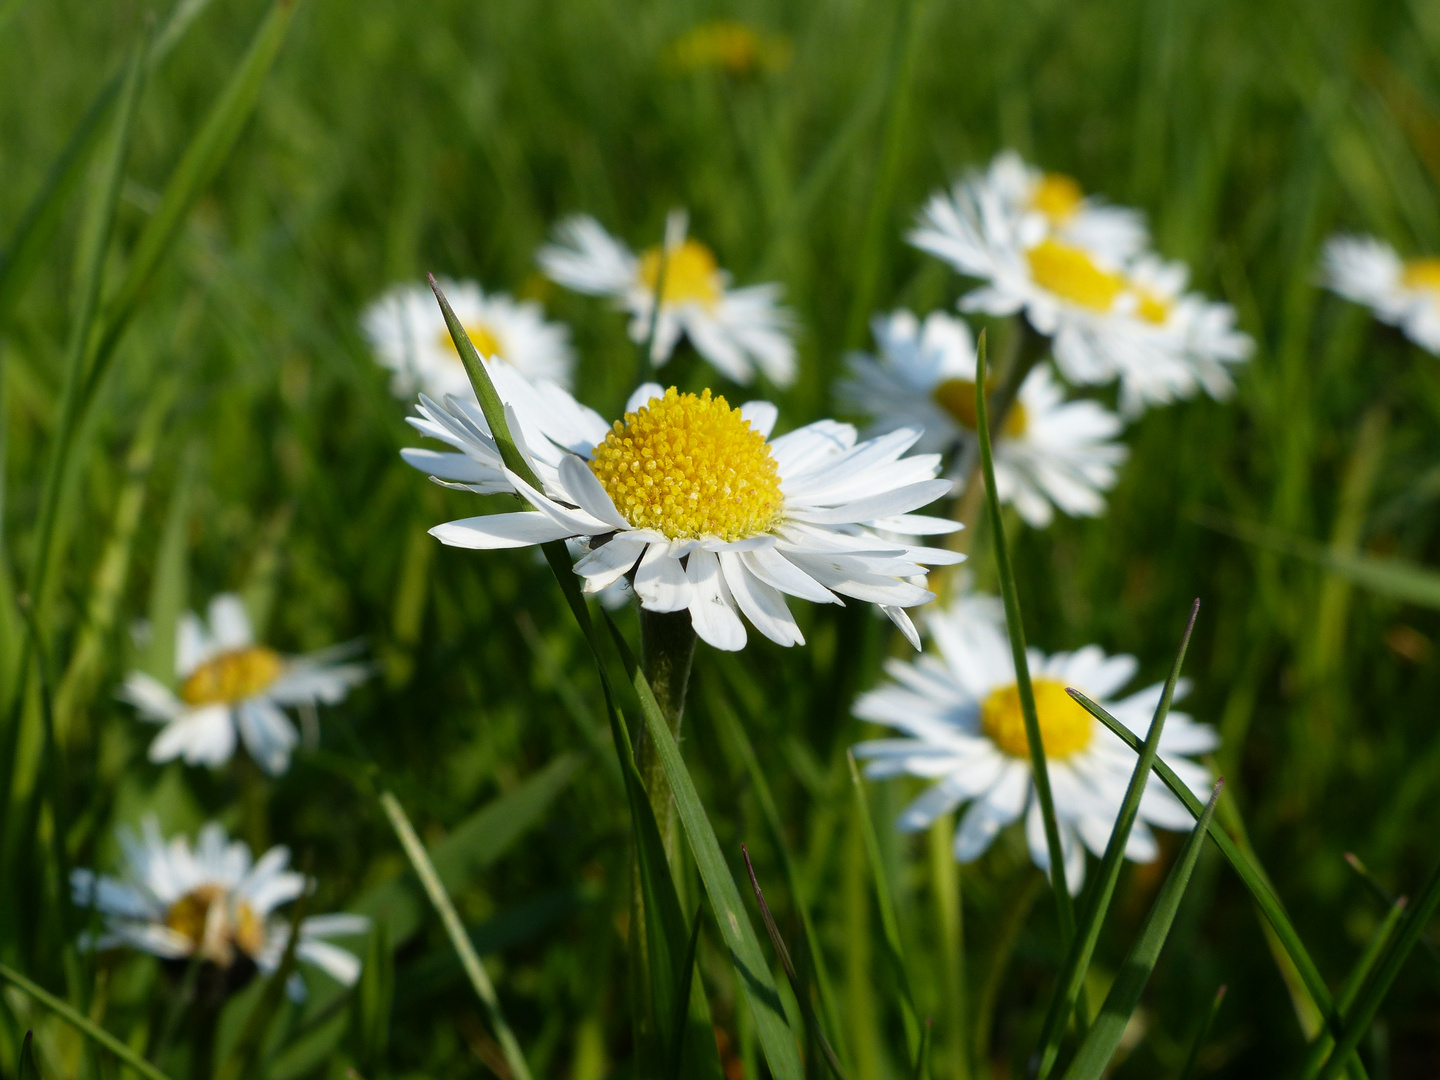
431,512,577,550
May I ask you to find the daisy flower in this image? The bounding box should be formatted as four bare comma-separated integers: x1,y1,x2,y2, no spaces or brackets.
72,818,367,998
909,168,1253,415
402,363,961,651
362,279,574,400
537,210,797,386
852,592,1217,893
838,309,1128,527
120,594,369,776
1322,233,1440,354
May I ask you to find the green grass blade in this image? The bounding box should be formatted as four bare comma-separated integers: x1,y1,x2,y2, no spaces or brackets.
847,750,922,1065
666,906,707,1080
1177,986,1226,1080
82,0,300,406
1067,690,1363,1073
913,1019,932,1080
379,790,534,1080
1344,853,1440,968
1060,783,1222,1079
1299,897,1406,1080
0,962,174,1080
16,1029,38,1080
1032,600,1201,1079
1315,858,1440,1080
974,331,1076,940
140,445,197,684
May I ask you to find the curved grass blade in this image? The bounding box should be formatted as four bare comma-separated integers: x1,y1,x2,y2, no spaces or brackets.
1314,858,1440,1080
974,331,1075,942
1068,690,1365,1076
666,906,707,1080
379,791,534,1080
0,963,174,1080
1031,600,1200,1079
1060,783,1222,1079
1177,986,1226,1080
16,1029,38,1080
847,751,922,1065
913,1018,932,1080
1299,897,1406,1080
742,845,849,1080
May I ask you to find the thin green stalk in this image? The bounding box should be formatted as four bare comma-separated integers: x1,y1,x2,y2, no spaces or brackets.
973,331,1075,941
0,962,174,1080
637,607,697,860
1344,853,1440,968
1032,600,1200,1079
1177,986,1226,1080
380,791,533,1080
928,815,969,1080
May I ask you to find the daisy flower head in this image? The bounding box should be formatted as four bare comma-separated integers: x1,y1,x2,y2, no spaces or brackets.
403,367,962,651
1322,233,1440,354
537,209,797,386
838,309,1128,527
852,592,1217,893
909,168,1254,416
71,818,368,999
120,594,369,776
362,279,574,401
981,150,1149,263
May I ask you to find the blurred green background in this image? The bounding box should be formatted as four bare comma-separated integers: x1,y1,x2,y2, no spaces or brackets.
3,0,1440,1075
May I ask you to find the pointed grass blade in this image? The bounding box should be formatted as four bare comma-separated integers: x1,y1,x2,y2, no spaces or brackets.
1068,690,1365,1077
974,331,1075,939
1060,783,1222,1079
1031,600,1200,1079
16,1029,38,1080
0,963,173,1080
847,751,922,1066
1343,853,1440,968
379,791,534,1080
1177,986,1226,1080
913,1019,933,1080
665,907,708,1080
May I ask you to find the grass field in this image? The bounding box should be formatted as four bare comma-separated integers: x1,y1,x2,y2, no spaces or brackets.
3,0,1440,1076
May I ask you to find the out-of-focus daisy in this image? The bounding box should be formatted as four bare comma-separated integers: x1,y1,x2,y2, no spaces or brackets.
852,592,1216,893
839,309,1128,528
362,279,574,400
538,210,797,386
909,166,1253,415
1322,234,1440,354
664,20,793,77
403,363,960,650
72,818,367,998
120,594,368,776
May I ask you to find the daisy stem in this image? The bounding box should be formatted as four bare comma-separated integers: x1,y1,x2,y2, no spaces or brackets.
972,330,1079,950
637,607,697,859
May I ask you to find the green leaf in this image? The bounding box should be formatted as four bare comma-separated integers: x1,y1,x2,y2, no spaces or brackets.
355,920,394,1068
141,445,199,684
1177,986,1226,1080
0,962,174,1080
1061,783,1221,1079
16,1029,38,1080
973,331,1076,941
1068,691,1364,1074
847,751,922,1066
665,908,707,1080
1033,600,1200,1078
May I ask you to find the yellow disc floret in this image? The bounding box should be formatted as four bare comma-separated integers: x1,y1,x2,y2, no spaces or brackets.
980,678,1095,760
931,379,1028,437
1402,257,1440,295
1026,238,1124,313
589,387,783,541
438,322,503,363
1030,173,1085,222
180,647,284,707
638,240,723,309
166,885,266,966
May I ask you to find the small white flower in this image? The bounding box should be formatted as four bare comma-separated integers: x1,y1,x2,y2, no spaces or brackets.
538,210,797,386
909,156,1253,416
403,363,961,651
72,818,368,998
120,595,368,776
1322,233,1440,354
853,592,1217,893
838,310,1128,528
362,279,574,400
980,150,1149,263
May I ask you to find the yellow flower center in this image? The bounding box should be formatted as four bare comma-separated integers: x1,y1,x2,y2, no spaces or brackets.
180,646,284,707
980,678,1095,760
165,885,266,966
931,379,1028,437
1026,238,1124,313
1135,289,1171,324
666,21,790,76
637,239,723,309
437,321,503,364
1029,173,1085,222
589,387,783,542
1401,258,1440,295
